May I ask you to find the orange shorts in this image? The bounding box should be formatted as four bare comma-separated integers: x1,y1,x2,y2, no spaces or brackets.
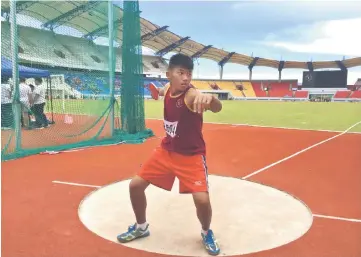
138,146,209,193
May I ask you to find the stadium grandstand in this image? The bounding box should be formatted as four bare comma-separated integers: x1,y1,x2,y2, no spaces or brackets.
1,2,361,257
1,1,361,103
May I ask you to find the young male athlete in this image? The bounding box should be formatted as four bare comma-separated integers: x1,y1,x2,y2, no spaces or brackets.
117,53,222,256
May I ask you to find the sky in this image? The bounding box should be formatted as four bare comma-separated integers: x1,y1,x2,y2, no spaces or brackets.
2,0,360,84
135,0,361,84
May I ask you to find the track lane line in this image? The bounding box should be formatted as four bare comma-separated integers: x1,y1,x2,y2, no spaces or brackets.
52,180,101,188
313,214,361,223
243,121,361,179
146,118,361,134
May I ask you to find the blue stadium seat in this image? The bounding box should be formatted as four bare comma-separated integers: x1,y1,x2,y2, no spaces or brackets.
64,72,165,97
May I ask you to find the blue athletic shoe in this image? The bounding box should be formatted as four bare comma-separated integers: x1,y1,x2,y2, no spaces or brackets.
117,223,150,243
202,229,220,256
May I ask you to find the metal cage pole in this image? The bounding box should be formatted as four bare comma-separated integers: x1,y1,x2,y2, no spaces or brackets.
108,0,115,136
10,0,22,150
48,77,55,124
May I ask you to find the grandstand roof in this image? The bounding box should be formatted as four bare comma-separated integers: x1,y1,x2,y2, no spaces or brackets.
1,1,360,70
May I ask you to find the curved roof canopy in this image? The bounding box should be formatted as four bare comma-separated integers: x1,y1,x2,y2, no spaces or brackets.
1,0,360,70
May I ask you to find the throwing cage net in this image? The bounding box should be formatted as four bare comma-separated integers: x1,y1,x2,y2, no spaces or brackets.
1,0,154,161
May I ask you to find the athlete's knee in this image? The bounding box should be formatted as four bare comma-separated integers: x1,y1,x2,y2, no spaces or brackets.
193,191,211,208
129,176,149,192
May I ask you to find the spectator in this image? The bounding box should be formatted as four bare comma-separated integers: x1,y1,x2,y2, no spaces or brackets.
32,77,49,129
19,77,32,128
1,76,13,129
28,84,36,125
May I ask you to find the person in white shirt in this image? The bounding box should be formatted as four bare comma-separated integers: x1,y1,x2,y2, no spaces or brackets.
19,77,32,128
32,77,48,128
1,76,13,128
28,84,36,125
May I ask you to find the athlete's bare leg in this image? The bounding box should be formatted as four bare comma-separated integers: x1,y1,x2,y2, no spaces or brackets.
117,176,150,243
129,176,150,224
192,191,212,231
193,191,220,255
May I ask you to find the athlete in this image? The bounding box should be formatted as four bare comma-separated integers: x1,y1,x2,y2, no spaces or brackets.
117,53,222,256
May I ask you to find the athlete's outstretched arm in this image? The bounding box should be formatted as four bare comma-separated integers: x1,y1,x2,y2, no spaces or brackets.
185,88,222,113
158,87,166,96
148,83,168,99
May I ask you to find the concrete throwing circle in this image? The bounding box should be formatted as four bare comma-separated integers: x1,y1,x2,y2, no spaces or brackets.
78,175,313,256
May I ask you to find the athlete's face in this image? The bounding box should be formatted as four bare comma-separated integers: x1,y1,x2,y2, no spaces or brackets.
167,66,192,92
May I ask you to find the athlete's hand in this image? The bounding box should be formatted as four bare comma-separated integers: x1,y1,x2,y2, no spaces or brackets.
193,93,214,113
147,83,160,100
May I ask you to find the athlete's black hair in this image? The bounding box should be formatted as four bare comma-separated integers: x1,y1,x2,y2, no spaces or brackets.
168,53,194,71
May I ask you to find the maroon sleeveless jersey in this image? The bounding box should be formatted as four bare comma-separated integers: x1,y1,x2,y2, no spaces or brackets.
161,86,206,156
